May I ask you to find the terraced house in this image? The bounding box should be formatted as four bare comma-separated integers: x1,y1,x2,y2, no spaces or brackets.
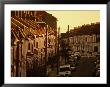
11,11,57,77
61,22,100,58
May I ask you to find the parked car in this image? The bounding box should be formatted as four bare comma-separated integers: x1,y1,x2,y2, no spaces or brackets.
58,64,71,77
96,68,100,76
70,62,77,71
94,59,100,77
74,52,81,60
74,51,81,56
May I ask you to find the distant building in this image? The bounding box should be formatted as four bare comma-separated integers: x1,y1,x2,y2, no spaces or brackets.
61,22,100,58
69,34,100,57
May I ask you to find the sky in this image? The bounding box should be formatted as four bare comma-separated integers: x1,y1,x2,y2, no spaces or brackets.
46,11,100,33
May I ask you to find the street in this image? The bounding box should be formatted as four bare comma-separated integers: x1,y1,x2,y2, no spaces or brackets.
71,57,96,77
47,56,97,77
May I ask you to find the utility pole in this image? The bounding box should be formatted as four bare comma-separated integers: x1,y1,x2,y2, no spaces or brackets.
65,25,70,64
57,27,60,75
68,25,70,46
45,25,48,76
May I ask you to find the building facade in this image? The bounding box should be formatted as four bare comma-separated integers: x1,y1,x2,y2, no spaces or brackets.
61,22,100,58
11,11,57,76
68,34,100,57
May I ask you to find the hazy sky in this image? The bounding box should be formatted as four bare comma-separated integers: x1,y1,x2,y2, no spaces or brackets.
46,11,100,33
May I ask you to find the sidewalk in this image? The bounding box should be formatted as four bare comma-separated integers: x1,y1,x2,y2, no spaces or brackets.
47,66,57,77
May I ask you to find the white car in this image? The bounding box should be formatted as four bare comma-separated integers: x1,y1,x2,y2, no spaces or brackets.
74,52,81,57
74,52,81,60
59,65,71,76
70,64,76,70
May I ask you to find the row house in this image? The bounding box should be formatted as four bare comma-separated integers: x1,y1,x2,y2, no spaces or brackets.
61,23,100,58
70,34,97,44
11,21,33,77
11,11,57,76
69,34,100,57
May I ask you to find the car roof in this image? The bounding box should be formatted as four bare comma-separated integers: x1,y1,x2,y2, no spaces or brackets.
60,65,70,68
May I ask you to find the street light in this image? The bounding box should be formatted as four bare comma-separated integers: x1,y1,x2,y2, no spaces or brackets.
44,25,48,76
57,27,60,75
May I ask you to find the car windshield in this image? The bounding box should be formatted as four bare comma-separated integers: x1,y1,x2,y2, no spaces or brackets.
60,67,70,72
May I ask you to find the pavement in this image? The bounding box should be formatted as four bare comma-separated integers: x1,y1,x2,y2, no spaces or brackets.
47,67,57,77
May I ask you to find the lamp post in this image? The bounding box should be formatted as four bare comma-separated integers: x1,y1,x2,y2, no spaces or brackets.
68,25,70,47
66,25,69,64
44,25,48,76
57,27,60,75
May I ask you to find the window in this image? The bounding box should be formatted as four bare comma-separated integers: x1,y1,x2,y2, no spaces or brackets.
96,36,100,42
34,40,35,47
34,49,38,55
36,42,38,48
44,40,47,47
28,43,30,50
48,38,51,44
94,46,98,52
32,45,33,53
11,11,15,16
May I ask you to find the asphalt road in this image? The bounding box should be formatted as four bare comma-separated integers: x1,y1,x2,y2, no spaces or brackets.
71,57,96,77
27,56,97,77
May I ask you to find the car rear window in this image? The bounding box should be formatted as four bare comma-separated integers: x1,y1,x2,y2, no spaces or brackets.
60,67,71,72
